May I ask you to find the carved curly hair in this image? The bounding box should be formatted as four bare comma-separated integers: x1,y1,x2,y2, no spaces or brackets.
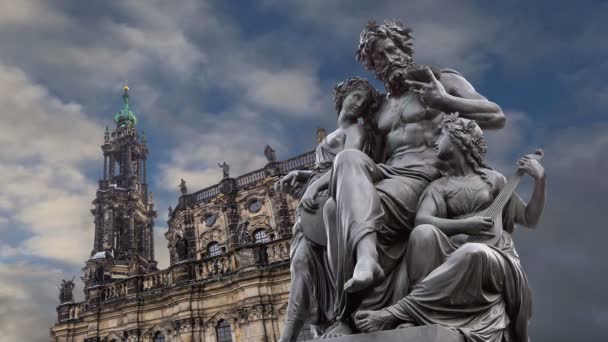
356,19,415,71
442,114,491,182
333,76,381,116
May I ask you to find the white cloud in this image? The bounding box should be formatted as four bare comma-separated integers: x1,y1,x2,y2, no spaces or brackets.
0,63,101,265
484,110,529,170
0,261,68,342
239,68,324,116
259,0,501,78
0,0,67,28
156,113,286,193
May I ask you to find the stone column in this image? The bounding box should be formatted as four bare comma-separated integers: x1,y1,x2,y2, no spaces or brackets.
269,188,292,238
109,154,115,178
129,213,135,252
143,158,147,184
107,209,115,249
223,195,240,248
149,223,155,261
126,146,132,177
93,208,102,251
103,155,108,181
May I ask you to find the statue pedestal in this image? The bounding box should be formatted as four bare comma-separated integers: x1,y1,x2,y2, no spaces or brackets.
312,325,464,342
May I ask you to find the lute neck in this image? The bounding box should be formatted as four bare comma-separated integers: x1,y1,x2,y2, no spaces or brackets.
483,173,522,219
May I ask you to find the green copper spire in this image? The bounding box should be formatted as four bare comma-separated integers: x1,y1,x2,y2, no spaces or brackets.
114,82,137,128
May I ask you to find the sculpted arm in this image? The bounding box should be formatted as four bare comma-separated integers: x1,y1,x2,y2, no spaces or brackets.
415,185,494,237
439,73,505,129
513,156,547,228
408,69,506,129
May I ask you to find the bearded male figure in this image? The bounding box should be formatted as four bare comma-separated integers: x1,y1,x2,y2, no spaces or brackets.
323,19,507,337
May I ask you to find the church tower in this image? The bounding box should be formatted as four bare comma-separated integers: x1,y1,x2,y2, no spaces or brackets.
87,84,157,283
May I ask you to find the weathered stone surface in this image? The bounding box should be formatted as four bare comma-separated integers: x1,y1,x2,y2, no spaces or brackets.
310,325,464,342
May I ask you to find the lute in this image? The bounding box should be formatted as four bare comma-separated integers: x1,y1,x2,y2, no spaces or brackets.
467,149,544,246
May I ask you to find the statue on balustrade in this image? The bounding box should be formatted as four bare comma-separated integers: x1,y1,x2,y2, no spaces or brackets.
354,116,545,342
218,161,230,178
59,277,75,303
265,144,278,163
179,178,188,195
276,76,382,342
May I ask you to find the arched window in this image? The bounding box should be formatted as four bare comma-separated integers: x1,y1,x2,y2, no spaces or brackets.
154,332,165,342
216,320,233,342
207,241,221,257
253,229,270,244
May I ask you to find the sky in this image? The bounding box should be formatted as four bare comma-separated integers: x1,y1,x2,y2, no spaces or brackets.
0,0,606,341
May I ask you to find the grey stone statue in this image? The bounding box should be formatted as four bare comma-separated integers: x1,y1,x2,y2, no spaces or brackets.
175,234,188,261
276,76,381,342
321,19,506,338
264,145,277,163
59,277,75,303
354,115,546,342
179,178,188,195
218,161,230,178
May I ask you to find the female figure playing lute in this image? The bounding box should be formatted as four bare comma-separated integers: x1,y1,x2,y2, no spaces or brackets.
355,115,546,342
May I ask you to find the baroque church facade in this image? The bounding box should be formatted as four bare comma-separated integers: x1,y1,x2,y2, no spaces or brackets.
50,86,319,342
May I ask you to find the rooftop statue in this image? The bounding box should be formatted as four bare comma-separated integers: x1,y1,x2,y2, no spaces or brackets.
264,144,278,163
59,277,75,304
179,178,188,195
218,161,230,178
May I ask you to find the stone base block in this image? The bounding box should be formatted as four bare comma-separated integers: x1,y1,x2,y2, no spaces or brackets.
311,325,464,342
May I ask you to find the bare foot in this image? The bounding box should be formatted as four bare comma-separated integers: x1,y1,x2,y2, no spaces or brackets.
321,321,353,339
344,256,384,293
354,309,398,333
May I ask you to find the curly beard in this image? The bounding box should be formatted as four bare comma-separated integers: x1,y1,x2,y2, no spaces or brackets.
375,58,416,96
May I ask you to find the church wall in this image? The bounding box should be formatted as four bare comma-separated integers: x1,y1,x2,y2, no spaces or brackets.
51,151,316,342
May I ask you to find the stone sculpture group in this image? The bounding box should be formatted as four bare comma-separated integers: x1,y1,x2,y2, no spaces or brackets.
277,19,546,342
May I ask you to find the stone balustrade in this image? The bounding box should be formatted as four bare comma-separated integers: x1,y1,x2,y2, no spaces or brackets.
100,280,128,303
267,240,290,264
195,252,236,280
143,268,174,291
68,238,291,325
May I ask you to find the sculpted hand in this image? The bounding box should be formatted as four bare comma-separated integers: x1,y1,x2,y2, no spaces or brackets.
517,154,545,180
405,67,448,109
300,186,319,212
461,216,494,236
276,171,299,193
